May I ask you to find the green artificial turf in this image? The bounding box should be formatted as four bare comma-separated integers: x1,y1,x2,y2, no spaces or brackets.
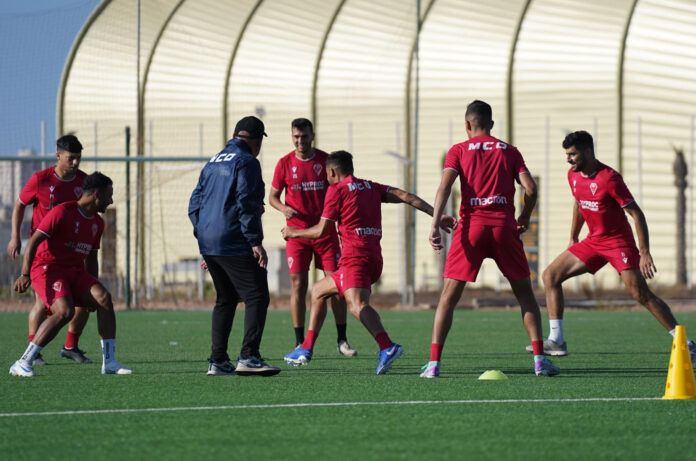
1,309,695,460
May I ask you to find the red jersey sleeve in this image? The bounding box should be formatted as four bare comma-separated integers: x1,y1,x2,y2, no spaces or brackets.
443,145,460,172
19,173,39,205
36,205,63,238
607,172,635,207
271,158,286,191
375,182,391,202
512,147,529,182
321,184,340,222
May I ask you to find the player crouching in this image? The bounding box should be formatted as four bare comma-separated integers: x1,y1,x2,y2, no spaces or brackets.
10,172,131,377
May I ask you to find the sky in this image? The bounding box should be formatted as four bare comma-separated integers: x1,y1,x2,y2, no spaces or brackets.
0,0,100,155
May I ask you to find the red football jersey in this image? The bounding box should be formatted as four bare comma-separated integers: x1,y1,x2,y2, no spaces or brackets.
321,175,390,259
271,149,330,229
444,135,528,226
34,201,104,268
19,166,87,233
568,162,636,245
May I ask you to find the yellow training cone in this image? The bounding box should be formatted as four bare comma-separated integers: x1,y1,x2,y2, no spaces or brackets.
662,325,696,400
478,370,508,380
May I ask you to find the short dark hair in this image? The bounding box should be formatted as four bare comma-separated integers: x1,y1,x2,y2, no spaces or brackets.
82,171,113,194
56,135,83,154
327,150,354,175
562,131,594,155
233,116,267,139
465,100,493,129
291,118,314,133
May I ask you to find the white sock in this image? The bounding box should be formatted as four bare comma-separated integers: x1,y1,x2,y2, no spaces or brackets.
101,338,116,364
548,319,564,344
20,342,43,365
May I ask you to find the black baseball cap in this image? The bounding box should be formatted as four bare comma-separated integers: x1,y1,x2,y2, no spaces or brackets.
234,116,267,139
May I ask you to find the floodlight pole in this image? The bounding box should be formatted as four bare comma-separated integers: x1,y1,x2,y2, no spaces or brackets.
409,0,421,306
125,127,131,311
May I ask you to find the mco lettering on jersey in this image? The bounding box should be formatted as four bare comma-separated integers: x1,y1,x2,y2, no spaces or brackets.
578,199,599,212
470,195,507,206
301,181,324,191
355,227,382,237
210,152,236,162
347,181,372,192
468,141,508,151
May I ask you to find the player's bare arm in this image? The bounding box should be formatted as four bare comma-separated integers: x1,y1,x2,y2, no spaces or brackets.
385,187,456,232
517,172,537,233
269,186,299,219
282,218,332,241
7,199,27,259
429,169,459,253
13,231,47,293
569,201,585,246
623,202,656,279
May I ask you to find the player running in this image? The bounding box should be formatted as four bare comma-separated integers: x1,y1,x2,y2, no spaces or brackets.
10,172,132,377
422,100,559,378
269,118,356,356
281,150,456,374
527,130,696,362
7,135,93,365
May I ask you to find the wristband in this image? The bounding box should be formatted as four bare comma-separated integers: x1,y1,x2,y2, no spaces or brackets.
19,273,29,277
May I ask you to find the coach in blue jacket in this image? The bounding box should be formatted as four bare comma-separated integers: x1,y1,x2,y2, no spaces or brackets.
189,116,280,377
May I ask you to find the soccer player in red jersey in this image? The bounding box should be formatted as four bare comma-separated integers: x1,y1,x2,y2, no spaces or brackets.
530,130,696,362
9,172,132,377
269,118,356,356
6,135,93,365
423,100,559,378
281,150,456,374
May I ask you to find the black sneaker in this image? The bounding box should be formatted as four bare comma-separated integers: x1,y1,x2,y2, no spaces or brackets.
60,346,93,364
33,353,47,366
206,360,235,376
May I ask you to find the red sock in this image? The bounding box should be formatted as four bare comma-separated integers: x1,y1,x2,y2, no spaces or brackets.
301,330,318,349
430,343,443,362
374,331,393,351
28,334,35,344
532,340,544,356
65,331,80,349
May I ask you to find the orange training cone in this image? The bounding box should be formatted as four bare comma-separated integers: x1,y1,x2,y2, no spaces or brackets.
662,325,696,400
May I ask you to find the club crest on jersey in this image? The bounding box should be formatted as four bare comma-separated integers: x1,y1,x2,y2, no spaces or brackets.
74,221,80,233
52,281,63,292
288,257,294,269
572,179,577,192
313,164,323,177
590,183,598,196
292,166,297,173
621,251,628,263
49,186,55,193
74,187,83,198
92,223,98,236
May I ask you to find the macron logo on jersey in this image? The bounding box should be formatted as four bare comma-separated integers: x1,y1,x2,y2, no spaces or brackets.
347,181,372,192
468,141,508,151
355,227,381,237
470,195,507,206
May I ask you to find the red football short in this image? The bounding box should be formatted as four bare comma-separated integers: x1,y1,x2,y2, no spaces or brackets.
443,222,530,282
330,255,383,297
286,232,341,274
568,238,640,274
31,264,100,313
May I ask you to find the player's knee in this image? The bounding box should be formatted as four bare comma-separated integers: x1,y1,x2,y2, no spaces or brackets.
630,284,652,305
53,305,75,323
347,300,368,317
542,267,559,287
94,291,114,311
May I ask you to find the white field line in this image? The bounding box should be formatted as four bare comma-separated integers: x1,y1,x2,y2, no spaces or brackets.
0,397,659,418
